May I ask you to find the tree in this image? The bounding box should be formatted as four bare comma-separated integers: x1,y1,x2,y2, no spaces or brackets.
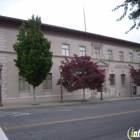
13,15,53,104
57,54,105,101
129,64,140,86
112,0,140,33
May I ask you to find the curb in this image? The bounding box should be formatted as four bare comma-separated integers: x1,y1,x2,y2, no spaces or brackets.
0,96,140,110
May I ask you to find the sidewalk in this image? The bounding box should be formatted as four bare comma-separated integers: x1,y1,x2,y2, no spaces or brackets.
0,96,140,109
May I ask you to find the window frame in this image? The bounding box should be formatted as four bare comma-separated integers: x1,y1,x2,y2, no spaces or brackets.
62,44,70,56
129,53,133,62
138,54,140,63
95,48,100,59
108,50,113,60
119,51,124,61
19,76,30,91
110,74,115,86
43,73,52,90
79,46,86,56
121,74,125,86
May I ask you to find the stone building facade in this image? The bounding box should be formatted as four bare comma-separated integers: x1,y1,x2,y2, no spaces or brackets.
0,15,140,104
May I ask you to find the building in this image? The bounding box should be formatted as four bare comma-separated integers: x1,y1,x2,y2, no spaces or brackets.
0,15,140,104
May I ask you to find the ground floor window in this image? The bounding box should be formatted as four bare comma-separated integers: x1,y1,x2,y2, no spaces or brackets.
110,74,115,86
121,74,125,86
19,76,30,91
43,73,52,89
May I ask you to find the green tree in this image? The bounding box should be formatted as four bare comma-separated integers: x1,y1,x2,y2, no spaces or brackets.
113,0,140,33
13,15,53,104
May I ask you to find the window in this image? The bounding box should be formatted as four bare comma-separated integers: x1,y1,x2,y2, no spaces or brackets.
129,53,133,62
19,76,30,91
110,74,115,86
119,52,123,61
95,49,100,59
62,44,69,56
121,74,125,86
43,73,52,89
138,54,140,63
108,50,113,60
79,46,86,56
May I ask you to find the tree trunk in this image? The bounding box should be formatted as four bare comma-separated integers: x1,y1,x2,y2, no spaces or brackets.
100,87,103,100
33,86,37,105
83,88,86,102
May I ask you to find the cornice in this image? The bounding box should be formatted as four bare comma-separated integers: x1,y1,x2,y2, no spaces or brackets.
0,15,140,49
105,59,140,64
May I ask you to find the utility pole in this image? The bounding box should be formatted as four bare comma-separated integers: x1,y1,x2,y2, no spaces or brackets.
83,5,86,32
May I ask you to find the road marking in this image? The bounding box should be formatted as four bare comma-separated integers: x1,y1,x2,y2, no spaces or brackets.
0,127,9,140
60,110,71,111
0,112,29,117
78,106,99,108
3,109,140,130
14,113,29,116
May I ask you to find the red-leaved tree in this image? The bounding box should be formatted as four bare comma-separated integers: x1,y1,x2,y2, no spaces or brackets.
129,64,140,86
57,54,105,101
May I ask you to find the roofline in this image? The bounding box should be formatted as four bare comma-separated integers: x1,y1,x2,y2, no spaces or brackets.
0,15,140,46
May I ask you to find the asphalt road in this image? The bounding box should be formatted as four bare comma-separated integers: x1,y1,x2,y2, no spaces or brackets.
0,99,140,140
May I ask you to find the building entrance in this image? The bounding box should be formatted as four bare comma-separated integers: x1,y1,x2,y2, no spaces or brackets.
133,86,137,95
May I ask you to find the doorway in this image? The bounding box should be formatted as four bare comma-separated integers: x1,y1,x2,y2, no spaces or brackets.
133,86,137,95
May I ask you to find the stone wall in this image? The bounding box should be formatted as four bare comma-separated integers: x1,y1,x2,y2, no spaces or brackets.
0,29,8,98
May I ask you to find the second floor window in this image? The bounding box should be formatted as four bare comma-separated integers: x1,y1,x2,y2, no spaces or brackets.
95,49,100,59
79,46,86,56
129,53,133,62
62,44,69,56
138,54,140,63
108,50,113,60
119,52,123,61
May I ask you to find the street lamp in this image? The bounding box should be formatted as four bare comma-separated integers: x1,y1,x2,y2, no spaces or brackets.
0,64,3,107
59,68,63,103
129,73,133,97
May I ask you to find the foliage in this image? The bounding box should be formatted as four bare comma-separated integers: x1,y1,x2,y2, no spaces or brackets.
112,0,140,33
13,15,53,88
134,47,140,52
129,64,140,86
57,54,105,97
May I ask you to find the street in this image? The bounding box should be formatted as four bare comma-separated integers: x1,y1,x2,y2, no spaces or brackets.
0,99,140,140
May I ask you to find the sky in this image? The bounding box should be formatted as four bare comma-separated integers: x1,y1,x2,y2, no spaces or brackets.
0,0,140,43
